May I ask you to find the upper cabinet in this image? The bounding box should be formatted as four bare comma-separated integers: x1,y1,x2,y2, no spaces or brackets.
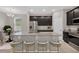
30,16,52,26
74,7,79,18
67,6,79,25
67,10,74,25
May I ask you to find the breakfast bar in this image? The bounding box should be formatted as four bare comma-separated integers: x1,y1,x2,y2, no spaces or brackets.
10,32,61,53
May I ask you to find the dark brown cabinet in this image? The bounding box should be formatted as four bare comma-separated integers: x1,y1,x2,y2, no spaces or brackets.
67,6,79,25
63,32,79,46
74,7,79,18
67,10,74,25
63,32,69,43
30,16,52,26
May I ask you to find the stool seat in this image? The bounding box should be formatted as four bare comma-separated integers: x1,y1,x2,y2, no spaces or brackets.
24,41,35,44
50,41,61,45
38,42,48,45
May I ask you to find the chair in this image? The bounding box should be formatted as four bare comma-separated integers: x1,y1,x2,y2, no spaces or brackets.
37,35,49,52
49,35,61,52
10,35,23,53
23,35,36,52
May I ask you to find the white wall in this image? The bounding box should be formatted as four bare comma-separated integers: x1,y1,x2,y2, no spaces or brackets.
53,9,64,42
0,12,10,31
7,13,29,34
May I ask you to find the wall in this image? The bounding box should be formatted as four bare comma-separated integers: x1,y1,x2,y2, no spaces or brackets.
53,9,64,42
0,12,10,31
7,13,29,34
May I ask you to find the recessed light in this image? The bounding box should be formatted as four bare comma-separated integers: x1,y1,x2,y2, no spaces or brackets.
6,13,14,17
42,9,46,12
30,9,34,12
52,9,56,12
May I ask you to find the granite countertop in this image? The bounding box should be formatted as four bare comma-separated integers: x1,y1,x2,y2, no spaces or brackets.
69,32,79,38
12,32,61,36
64,29,79,38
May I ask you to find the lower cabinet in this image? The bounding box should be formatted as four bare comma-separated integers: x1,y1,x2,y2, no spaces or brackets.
63,32,69,43
69,37,79,46
63,32,79,46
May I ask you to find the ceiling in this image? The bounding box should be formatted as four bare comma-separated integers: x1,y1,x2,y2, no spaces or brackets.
0,6,76,15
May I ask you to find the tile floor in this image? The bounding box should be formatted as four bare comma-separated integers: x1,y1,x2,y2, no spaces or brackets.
60,42,79,53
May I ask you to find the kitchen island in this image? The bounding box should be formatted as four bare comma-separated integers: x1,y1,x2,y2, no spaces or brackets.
12,32,62,45
13,32,61,36
10,32,62,53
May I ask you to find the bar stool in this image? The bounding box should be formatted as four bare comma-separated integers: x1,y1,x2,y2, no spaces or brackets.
11,41,23,53
49,36,61,53
10,35,23,53
37,35,49,52
23,35,36,53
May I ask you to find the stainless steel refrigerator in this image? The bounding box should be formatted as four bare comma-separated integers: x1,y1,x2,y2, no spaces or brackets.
29,21,38,33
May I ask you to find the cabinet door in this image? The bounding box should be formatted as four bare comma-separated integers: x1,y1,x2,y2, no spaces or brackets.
67,11,73,25
63,32,69,43
74,7,79,18
69,36,79,46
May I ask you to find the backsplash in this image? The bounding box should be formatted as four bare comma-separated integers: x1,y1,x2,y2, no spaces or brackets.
38,26,53,30
64,26,79,32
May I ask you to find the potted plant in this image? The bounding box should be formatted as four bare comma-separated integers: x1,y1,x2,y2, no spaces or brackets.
3,25,13,42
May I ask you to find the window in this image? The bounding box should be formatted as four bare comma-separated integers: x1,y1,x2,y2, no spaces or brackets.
14,17,22,35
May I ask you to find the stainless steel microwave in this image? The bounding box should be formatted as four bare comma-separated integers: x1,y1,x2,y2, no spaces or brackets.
72,18,79,24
